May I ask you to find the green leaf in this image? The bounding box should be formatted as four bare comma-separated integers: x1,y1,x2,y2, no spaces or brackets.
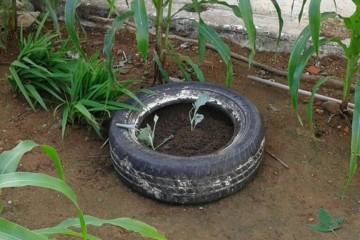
61,105,69,139
318,207,333,226
103,11,134,80
0,140,38,174
308,223,332,232
184,56,205,82
37,215,167,240
193,113,204,128
25,84,47,110
194,93,210,109
309,0,322,56
197,20,233,86
64,0,86,59
307,77,328,132
35,227,100,240
11,60,30,69
43,0,59,30
154,53,170,82
298,0,308,22
197,32,206,64
9,66,35,110
270,0,283,45
138,124,154,149
343,64,360,193
238,0,256,63
0,172,78,207
131,0,149,60
0,218,47,240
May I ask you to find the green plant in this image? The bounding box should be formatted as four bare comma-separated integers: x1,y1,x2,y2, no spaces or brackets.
288,0,360,194
0,140,166,239
6,13,73,110
65,0,283,87
308,207,344,238
189,93,210,131
116,115,174,150
56,53,139,139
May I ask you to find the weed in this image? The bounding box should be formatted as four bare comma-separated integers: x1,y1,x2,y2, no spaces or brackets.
308,207,344,238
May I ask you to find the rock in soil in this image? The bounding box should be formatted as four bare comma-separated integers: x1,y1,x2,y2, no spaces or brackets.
321,101,340,114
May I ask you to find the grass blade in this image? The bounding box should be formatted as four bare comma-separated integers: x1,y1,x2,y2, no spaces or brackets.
25,84,47,110
43,0,59,30
9,66,35,110
61,105,69,139
309,0,322,56
298,0,308,22
0,218,46,240
131,0,148,60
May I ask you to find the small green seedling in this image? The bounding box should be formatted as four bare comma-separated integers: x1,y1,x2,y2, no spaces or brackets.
308,207,345,239
189,94,210,131
116,115,173,150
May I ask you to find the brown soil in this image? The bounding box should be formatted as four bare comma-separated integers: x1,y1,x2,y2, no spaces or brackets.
0,25,360,240
141,103,234,157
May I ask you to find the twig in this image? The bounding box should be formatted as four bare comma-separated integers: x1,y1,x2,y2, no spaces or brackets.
266,150,289,169
88,15,354,91
101,138,109,149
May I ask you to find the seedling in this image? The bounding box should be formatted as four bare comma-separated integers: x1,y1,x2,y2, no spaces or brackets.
116,115,173,150
189,94,210,131
308,207,344,239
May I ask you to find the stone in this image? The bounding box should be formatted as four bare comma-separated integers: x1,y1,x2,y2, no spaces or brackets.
306,66,321,75
321,101,340,114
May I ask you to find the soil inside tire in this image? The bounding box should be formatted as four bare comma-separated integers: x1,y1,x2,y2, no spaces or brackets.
140,103,235,157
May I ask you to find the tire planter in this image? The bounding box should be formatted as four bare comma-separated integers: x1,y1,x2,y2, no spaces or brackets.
109,82,264,204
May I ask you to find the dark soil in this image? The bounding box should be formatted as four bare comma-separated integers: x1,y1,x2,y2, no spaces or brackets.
1,24,360,240
141,103,234,157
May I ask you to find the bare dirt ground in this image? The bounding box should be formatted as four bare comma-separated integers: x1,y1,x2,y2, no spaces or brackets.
0,25,360,239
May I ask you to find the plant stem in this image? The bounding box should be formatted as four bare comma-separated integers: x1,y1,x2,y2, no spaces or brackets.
341,57,356,111
154,0,164,84
164,0,173,50
10,0,17,36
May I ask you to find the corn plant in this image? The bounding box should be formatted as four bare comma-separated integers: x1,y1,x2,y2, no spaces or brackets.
64,0,283,87
0,140,166,239
288,0,360,194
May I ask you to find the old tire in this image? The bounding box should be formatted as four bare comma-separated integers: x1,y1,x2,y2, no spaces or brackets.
109,82,264,204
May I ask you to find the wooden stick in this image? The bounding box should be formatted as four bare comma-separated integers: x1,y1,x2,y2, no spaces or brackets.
266,150,289,169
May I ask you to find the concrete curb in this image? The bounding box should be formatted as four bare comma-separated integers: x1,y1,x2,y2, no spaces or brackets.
31,0,349,55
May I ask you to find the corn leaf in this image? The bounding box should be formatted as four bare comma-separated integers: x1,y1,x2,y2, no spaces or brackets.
298,0,308,22
270,0,283,45
197,20,233,86
154,53,170,82
65,0,86,59
343,65,360,194
184,56,205,82
37,215,167,240
0,218,46,240
309,0,322,56
238,0,256,64
307,77,328,132
0,172,78,206
131,0,148,60
35,228,100,240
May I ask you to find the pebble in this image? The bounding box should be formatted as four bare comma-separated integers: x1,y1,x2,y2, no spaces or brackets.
268,104,280,112
180,42,191,49
199,207,204,210
315,109,324,114
321,101,340,114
